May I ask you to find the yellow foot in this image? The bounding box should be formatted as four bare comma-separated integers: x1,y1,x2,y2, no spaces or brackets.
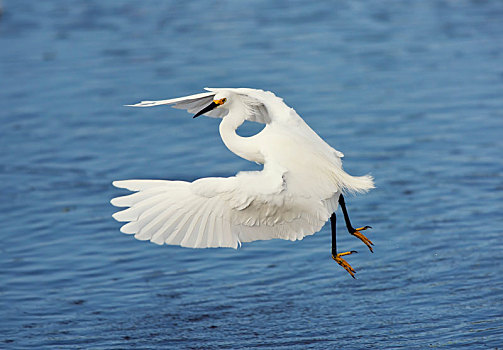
332,251,358,279
352,226,374,253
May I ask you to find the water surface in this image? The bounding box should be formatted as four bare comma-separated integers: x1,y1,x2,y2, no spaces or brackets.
1,1,502,348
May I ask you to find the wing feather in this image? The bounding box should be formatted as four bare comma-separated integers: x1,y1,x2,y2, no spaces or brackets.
151,205,187,244
178,199,207,247
125,91,229,118
135,208,172,241
112,192,168,222
111,166,330,249
206,211,217,248
125,92,215,108
193,200,213,248
110,189,160,207
125,88,281,123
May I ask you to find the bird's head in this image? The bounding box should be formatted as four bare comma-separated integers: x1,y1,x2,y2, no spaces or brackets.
193,91,232,118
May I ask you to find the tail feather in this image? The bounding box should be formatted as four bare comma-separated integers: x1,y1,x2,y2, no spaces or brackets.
341,173,375,194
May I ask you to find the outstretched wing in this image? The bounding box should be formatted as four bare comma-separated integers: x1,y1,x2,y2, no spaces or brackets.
110,164,330,249
126,91,227,118
126,87,283,123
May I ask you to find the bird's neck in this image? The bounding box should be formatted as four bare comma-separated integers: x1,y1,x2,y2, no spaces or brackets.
219,108,264,164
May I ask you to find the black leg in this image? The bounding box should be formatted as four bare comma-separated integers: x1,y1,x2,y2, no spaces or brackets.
330,213,337,256
338,194,374,252
331,212,357,278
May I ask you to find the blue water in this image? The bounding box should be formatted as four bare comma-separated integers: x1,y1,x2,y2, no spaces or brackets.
1,1,502,348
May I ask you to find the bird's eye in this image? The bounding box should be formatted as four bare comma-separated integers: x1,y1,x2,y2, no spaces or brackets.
222,98,227,103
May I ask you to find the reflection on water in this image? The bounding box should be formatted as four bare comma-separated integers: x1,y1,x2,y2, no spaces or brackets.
1,0,502,348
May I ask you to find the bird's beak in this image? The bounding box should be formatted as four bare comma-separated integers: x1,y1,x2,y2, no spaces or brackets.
193,101,219,118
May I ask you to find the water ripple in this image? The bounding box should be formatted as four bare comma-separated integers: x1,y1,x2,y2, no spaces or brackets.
1,0,503,348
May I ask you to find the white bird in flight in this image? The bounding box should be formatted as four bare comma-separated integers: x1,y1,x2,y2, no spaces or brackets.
111,88,374,278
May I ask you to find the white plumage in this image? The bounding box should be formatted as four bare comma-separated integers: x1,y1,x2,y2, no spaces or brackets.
111,88,374,249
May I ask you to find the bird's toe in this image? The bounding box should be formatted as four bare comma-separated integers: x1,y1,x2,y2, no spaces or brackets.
332,251,357,278
352,227,374,253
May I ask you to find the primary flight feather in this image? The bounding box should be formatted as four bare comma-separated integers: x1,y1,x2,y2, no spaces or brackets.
112,87,374,277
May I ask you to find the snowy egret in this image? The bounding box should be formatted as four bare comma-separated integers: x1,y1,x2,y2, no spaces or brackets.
111,88,374,278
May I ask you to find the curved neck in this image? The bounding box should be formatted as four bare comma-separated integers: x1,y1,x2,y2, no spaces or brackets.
219,106,264,164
